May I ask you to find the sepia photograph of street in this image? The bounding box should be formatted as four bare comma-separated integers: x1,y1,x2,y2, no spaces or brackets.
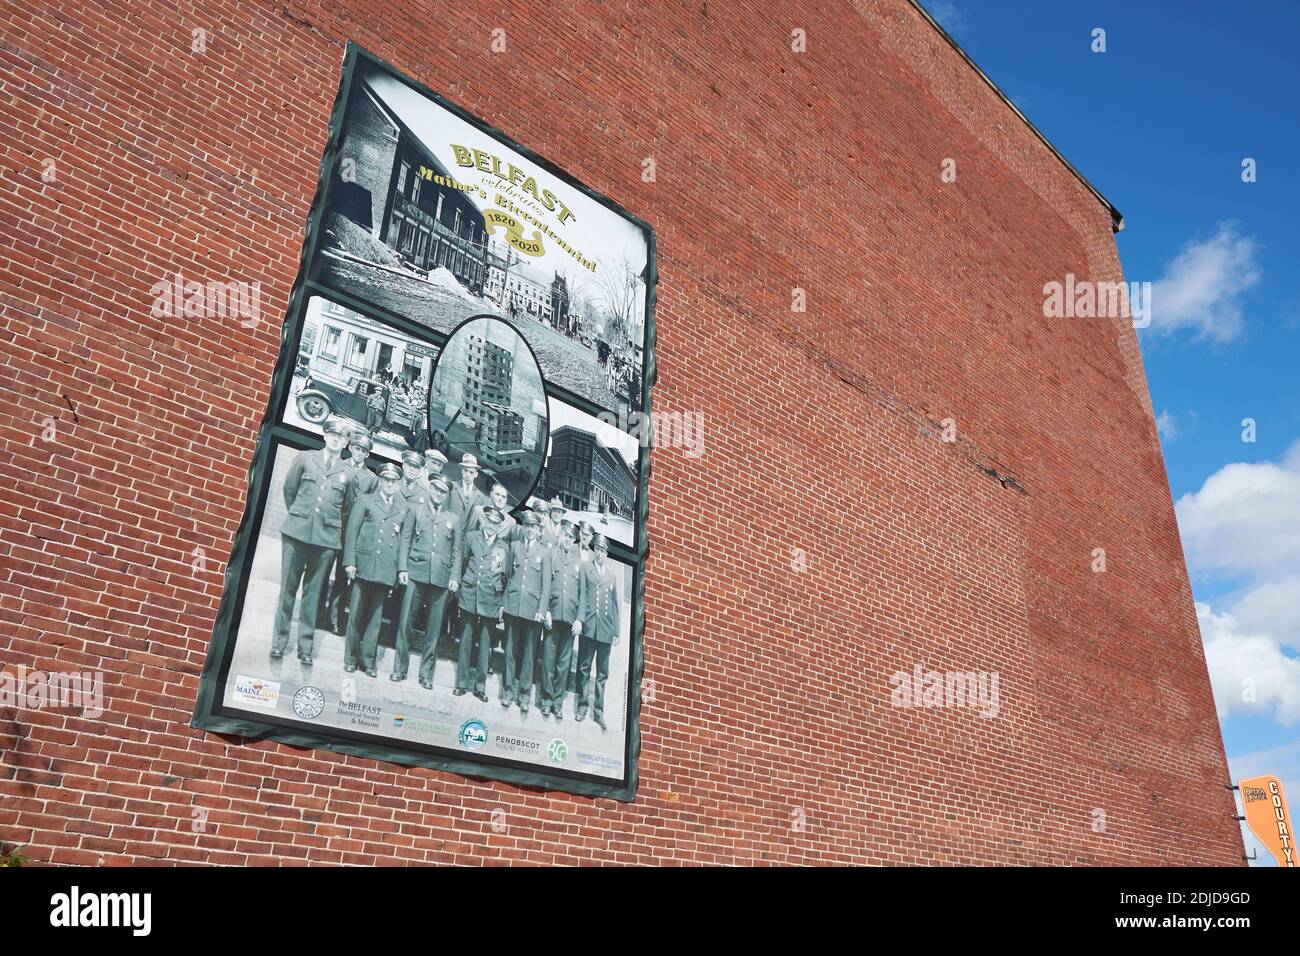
313,61,649,418
219,440,634,781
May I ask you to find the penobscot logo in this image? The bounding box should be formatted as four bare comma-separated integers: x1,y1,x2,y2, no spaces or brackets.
49,886,151,936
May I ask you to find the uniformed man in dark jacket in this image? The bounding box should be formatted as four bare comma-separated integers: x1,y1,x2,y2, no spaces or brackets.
527,499,549,544
343,463,409,677
394,476,462,688
273,417,354,665
541,519,583,720
455,504,509,701
575,534,620,730
383,449,428,646
346,432,380,497
321,429,377,635
398,449,431,511
502,511,551,714
423,448,453,640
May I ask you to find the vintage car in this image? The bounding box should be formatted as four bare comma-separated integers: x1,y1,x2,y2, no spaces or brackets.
295,373,427,446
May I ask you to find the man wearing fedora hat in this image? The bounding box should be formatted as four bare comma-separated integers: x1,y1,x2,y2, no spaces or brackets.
543,497,567,548
575,534,621,731
449,453,490,525
395,476,462,688
541,518,584,720
456,503,510,701
502,511,551,714
343,462,410,677
273,417,355,666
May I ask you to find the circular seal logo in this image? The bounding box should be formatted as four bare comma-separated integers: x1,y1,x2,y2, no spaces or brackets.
292,685,325,720
459,719,488,750
547,738,568,765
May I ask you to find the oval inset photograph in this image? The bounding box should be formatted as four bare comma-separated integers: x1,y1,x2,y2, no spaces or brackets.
427,315,549,513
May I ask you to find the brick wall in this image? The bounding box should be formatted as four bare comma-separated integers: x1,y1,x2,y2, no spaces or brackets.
0,0,1241,865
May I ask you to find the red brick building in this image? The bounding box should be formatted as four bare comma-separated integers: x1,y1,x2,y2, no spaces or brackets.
0,0,1241,865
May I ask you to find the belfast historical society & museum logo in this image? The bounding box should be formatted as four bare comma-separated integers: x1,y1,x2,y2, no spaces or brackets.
292,685,325,720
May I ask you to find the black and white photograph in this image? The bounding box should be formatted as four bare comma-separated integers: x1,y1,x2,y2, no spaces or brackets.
313,59,648,417
427,316,547,511
214,438,635,782
195,46,653,801
538,400,640,548
285,294,439,462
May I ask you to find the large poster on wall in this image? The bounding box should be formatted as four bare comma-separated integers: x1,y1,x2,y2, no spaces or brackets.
192,44,655,801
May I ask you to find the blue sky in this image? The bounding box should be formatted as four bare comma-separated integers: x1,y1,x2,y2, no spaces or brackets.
919,0,1300,865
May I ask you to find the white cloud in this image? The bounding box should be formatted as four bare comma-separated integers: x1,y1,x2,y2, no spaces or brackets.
1174,441,1300,580
1199,603,1300,725
1231,576,1300,654
1155,408,1177,441
926,1,966,34
1184,443,1300,865
1149,223,1260,342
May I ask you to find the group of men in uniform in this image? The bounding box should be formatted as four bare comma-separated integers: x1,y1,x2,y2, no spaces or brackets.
272,417,623,728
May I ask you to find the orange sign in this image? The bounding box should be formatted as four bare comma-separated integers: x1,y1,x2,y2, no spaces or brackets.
1240,775,1296,867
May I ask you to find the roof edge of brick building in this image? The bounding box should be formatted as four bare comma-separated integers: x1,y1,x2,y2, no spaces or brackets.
909,0,1126,233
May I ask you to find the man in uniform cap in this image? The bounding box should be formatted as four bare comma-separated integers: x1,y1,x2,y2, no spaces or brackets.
387,449,428,643
541,519,583,719
395,476,462,688
343,462,409,677
273,417,355,665
455,503,510,701
575,534,620,730
343,432,379,500
321,429,377,634
398,449,430,511
530,499,552,542
501,511,552,714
